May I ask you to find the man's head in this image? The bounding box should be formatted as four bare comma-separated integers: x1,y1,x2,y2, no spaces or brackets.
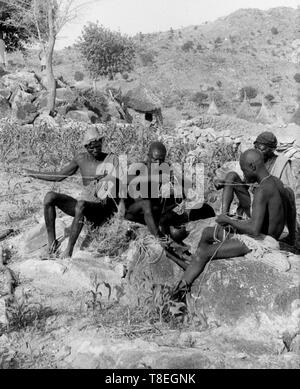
82,126,105,159
253,131,277,162
240,148,266,183
148,141,167,164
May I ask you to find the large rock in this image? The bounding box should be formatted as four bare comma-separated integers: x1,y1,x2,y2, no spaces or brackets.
15,103,39,124
0,88,11,100
66,110,100,123
55,87,77,102
1,71,41,93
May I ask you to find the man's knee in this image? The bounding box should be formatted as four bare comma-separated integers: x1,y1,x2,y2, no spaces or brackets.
44,191,58,206
75,200,86,216
201,226,214,242
225,171,240,183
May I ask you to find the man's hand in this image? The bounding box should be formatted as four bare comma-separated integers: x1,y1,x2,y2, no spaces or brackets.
216,214,231,227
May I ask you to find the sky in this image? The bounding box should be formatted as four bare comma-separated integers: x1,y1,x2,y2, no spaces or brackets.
56,0,299,49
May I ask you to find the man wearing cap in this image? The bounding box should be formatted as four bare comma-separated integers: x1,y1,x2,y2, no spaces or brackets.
214,131,297,246
24,126,121,258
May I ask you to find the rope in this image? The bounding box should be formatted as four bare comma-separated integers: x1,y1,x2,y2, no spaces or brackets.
191,224,235,301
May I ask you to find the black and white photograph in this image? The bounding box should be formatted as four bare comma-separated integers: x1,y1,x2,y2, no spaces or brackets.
0,0,299,371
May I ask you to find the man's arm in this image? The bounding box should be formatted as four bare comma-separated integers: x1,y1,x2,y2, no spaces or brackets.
282,187,296,245
24,158,79,182
217,188,267,236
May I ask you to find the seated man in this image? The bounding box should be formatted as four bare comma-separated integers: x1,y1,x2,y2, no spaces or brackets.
172,149,296,301
24,126,121,258
124,141,215,243
215,131,297,246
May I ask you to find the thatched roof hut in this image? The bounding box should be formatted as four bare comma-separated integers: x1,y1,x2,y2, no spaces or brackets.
236,95,255,121
207,99,220,115
255,100,274,124
123,85,162,113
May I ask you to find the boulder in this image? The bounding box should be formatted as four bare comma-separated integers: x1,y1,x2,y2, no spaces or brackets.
0,88,11,100
66,110,100,123
0,96,11,118
55,87,77,102
1,71,41,93
15,103,39,125
10,87,33,111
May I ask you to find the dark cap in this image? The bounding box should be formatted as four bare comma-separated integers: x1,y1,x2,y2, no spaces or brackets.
254,131,277,149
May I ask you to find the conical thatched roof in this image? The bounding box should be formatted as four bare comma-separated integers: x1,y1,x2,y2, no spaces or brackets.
236,94,255,121
207,99,220,115
123,85,162,113
255,100,274,124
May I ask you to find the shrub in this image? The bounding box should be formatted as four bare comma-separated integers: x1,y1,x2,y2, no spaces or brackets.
294,73,300,83
77,22,135,80
181,40,194,52
239,86,258,100
74,71,84,82
271,27,279,35
139,50,156,66
214,37,223,45
265,94,275,102
190,91,209,105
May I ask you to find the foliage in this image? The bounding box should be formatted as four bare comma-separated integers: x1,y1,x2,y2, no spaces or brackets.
265,94,275,102
6,292,55,331
271,27,279,35
239,86,258,100
181,41,194,52
0,0,32,52
77,22,136,80
74,70,84,81
294,73,300,84
139,50,156,66
0,117,158,170
190,92,209,106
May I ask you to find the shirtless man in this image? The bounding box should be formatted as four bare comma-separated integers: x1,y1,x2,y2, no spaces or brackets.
124,141,215,242
172,149,296,301
215,131,297,246
24,126,120,258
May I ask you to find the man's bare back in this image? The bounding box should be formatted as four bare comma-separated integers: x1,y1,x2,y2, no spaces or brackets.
171,149,296,302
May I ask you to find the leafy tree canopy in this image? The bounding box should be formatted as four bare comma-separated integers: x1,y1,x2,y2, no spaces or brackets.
77,22,135,80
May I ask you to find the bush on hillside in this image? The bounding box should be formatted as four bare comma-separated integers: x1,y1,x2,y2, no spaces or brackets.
74,71,84,82
265,94,275,103
214,37,223,45
181,41,194,52
139,50,156,66
77,22,135,80
294,73,300,83
239,86,258,100
271,27,279,35
190,92,209,106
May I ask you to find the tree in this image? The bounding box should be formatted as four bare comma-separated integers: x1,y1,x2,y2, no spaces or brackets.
1,0,85,114
77,22,135,81
0,0,31,52
239,86,258,101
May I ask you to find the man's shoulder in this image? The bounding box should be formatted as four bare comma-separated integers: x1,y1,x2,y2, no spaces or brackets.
74,152,90,163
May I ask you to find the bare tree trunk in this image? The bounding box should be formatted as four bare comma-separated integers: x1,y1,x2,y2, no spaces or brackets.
46,0,56,115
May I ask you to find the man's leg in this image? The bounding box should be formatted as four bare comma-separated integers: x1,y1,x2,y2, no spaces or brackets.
44,191,77,252
181,226,251,286
125,199,163,237
62,200,117,258
222,172,251,217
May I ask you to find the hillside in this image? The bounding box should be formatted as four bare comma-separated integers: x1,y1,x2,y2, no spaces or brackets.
7,7,300,127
